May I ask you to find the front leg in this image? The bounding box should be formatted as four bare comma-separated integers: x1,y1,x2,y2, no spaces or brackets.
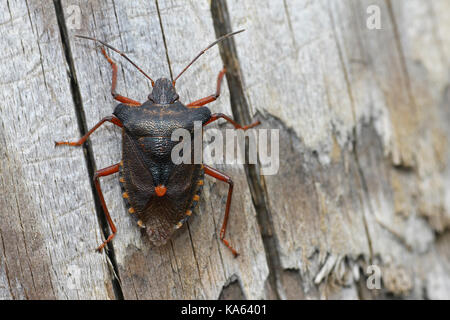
187,68,226,108
100,47,141,106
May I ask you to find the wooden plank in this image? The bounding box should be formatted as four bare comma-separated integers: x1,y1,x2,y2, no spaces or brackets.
0,0,448,300
0,0,111,299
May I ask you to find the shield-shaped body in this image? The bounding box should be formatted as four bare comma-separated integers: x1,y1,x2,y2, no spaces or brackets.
114,100,211,246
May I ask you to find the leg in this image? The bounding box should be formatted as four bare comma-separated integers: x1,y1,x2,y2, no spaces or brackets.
186,68,226,108
204,165,238,257
94,163,120,252
100,47,141,106
55,115,122,147
204,113,260,131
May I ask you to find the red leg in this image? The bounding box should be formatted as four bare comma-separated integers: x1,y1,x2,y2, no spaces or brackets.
94,163,120,252
204,165,238,257
55,115,122,147
100,47,141,106
204,113,260,131
186,68,226,108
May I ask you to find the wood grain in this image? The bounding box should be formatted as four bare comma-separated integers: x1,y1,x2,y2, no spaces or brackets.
225,0,450,298
0,0,448,299
0,0,110,299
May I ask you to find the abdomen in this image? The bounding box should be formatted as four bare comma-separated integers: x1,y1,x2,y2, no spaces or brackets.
119,130,204,246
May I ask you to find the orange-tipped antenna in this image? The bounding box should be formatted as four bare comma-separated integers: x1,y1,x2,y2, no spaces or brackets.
172,29,245,86
75,35,155,87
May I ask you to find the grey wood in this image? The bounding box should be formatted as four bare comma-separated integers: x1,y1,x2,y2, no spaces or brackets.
0,0,111,299
0,0,448,299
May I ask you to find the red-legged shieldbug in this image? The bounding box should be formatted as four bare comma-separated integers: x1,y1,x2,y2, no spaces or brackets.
55,30,260,257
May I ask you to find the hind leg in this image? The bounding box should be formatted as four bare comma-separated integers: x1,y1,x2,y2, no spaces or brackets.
204,165,238,257
94,163,120,252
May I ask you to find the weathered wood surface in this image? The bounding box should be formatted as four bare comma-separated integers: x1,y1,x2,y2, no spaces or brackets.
0,0,449,299
0,0,111,299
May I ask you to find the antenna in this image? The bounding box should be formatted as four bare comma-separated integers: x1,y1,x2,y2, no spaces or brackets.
172,29,245,85
75,35,155,87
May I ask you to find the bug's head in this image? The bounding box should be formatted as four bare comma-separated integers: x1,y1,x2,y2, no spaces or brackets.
76,30,244,106
148,78,179,104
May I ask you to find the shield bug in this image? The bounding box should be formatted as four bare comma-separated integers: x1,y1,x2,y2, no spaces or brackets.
55,30,259,257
